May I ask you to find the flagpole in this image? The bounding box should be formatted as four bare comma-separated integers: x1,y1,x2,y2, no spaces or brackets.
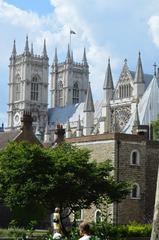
70,29,71,51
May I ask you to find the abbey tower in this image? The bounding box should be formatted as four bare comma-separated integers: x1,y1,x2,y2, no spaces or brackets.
7,37,49,132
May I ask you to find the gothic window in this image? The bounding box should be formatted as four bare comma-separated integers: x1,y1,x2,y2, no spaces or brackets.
58,81,63,107
73,82,79,104
130,183,140,199
31,76,39,101
94,209,102,223
15,75,21,101
130,149,140,165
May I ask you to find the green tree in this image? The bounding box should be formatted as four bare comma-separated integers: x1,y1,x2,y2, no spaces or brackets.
152,117,159,140
0,142,129,227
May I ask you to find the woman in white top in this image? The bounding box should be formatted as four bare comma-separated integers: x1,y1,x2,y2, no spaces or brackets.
79,221,91,240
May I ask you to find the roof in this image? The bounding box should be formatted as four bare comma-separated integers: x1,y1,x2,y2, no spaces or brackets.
130,71,153,89
0,130,20,149
48,101,102,126
123,76,159,133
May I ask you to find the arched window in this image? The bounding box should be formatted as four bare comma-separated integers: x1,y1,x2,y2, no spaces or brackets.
73,82,79,104
31,76,39,101
130,183,140,199
15,75,21,101
130,149,140,165
94,209,102,223
58,81,63,106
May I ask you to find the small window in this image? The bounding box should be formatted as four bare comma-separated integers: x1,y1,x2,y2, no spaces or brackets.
130,183,140,199
94,209,102,223
31,76,39,101
130,150,140,165
73,82,79,104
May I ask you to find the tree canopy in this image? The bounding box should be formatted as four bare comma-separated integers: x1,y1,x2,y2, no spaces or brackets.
0,141,129,226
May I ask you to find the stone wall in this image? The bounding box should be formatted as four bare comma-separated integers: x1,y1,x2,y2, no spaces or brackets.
145,141,159,222
116,140,147,224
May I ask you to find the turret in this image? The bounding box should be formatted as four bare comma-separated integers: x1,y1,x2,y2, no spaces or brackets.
44,123,50,144
83,82,94,136
65,44,71,63
103,58,114,104
65,119,72,138
31,43,34,56
76,115,83,137
42,39,48,59
82,48,88,67
24,35,30,56
11,40,16,58
53,47,58,65
133,52,145,99
132,102,140,134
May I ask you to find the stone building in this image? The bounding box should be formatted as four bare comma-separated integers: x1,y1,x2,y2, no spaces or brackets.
66,130,159,224
7,37,49,133
3,38,159,225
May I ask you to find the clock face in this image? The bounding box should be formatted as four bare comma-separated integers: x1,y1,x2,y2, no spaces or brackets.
14,113,20,126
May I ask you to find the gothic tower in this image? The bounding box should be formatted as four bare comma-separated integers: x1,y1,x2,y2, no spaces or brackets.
50,46,89,108
7,37,49,131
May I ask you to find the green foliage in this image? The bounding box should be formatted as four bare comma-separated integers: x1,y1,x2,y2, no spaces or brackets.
152,117,159,140
0,141,129,227
91,222,152,240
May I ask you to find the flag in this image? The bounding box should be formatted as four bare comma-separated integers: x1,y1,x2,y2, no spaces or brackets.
70,30,76,34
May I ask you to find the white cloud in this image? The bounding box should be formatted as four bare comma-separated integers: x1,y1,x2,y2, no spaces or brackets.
148,16,159,48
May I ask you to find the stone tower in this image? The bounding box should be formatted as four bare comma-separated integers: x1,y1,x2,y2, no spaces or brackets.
7,37,49,131
50,46,89,108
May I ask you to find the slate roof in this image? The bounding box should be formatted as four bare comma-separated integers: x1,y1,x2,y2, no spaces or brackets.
0,130,20,149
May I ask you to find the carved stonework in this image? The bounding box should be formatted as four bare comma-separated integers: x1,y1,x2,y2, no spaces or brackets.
111,105,131,132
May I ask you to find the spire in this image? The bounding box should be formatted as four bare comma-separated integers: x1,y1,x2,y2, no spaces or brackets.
84,82,95,112
82,48,88,66
103,58,114,89
43,39,48,58
31,43,34,55
134,52,144,83
133,103,140,126
24,35,30,55
66,44,71,62
12,40,16,57
53,47,58,64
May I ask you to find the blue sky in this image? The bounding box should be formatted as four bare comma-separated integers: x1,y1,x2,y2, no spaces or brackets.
1,0,159,124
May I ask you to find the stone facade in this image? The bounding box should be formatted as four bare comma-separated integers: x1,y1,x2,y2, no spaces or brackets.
66,132,159,224
7,37,49,133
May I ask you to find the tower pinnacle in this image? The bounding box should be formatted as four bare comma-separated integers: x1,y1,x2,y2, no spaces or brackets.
43,39,48,58
24,35,30,55
84,82,95,112
103,58,114,89
134,52,144,83
82,48,88,66
12,40,16,57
